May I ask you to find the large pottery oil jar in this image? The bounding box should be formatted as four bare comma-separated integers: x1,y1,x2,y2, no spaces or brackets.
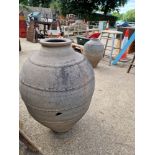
83,38,104,68
19,38,95,132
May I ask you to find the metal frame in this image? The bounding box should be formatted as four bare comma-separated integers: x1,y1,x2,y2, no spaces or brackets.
100,30,123,65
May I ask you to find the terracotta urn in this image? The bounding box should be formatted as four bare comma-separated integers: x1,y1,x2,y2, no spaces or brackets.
19,38,95,132
83,38,104,68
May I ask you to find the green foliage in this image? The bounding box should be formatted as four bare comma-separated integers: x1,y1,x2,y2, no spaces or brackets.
30,0,51,8
88,13,117,26
19,0,131,20
50,0,61,13
19,4,29,11
59,0,98,19
112,11,123,20
19,0,30,11
97,0,128,15
122,9,135,22
59,0,128,18
19,0,28,5
41,0,52,8
28,0,40,7
20,0,52,8
112,9,135,22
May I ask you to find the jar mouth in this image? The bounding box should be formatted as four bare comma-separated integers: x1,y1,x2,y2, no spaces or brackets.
40,38,72,47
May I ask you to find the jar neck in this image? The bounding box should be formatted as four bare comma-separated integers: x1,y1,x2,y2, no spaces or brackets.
40,45,73,56
39,38,73,57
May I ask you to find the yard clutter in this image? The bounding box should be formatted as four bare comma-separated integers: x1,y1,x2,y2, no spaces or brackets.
77,32,101,45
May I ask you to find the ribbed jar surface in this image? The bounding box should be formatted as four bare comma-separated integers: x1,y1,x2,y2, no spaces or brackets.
84,38,104,68
19,38,95,132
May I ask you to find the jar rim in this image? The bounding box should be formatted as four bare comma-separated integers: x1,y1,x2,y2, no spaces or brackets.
40,38,72,47
90,38,99,41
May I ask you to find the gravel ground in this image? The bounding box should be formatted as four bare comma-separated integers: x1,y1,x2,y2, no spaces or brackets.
19,38,135,155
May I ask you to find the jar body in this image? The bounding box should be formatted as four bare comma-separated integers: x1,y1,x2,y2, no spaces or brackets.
84,38,104,68
19,38,95,132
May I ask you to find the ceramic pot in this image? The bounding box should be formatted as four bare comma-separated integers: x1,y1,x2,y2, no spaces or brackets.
83,38,104,68
19,38,95,132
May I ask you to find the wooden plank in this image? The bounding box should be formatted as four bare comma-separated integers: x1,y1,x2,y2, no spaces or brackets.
127,54,135,73
19,128,43,154
102,30,123,35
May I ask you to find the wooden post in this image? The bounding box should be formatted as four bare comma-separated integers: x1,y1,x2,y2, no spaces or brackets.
19,39,21,51
127,54,135,73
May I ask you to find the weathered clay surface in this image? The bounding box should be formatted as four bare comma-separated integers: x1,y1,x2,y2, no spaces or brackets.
19,38,95,132
84,38,104,68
